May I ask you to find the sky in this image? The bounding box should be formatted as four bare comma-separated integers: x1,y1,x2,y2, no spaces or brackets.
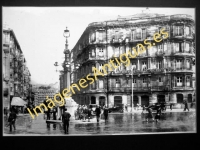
2,7,195,85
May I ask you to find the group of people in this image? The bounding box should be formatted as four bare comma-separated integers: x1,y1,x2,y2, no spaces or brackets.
75,105,109,123
45,106,57,120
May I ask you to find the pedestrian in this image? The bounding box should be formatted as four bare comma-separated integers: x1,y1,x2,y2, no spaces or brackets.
136,103,140,110
125,104,128,112
155,106,162,122
146,107,154,122
53,106,57,120
103,106,109,121
170,103,173,110
8,108,17,132
4,107,8,117
83,106,88,121
184,100,190,111
87,106,92,122
62,108,71,134
141,105,146,114
95,105,101,123
46,108,51,120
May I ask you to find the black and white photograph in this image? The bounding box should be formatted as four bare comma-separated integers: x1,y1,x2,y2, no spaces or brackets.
2,7,196,136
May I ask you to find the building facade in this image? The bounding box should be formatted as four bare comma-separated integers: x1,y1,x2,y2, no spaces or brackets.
34,89,56,105
70,13,195,109
3,26,32,109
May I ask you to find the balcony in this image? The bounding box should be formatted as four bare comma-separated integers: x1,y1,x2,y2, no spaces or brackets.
108,87,125,92
155,51,165,57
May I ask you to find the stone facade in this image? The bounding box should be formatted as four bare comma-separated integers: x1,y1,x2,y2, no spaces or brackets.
69,13,195,109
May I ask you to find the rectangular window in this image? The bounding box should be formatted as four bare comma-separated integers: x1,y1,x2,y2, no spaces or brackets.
159,77,163,82
116,79,120,88
99,80,104,89
136,28,141,40
176,60,182,69
186,76,190,86
156,61,162,69
99,64,104,73
91,81,96,89
186,60,190,69
177,77,183,86
142,62,147,71
91,49,95,57
90,32,96,43
131,30,136,40
133,79,136,83
185,26,190,36
157,44,163,53
99,48,104,57
142,29,146,39
132,62,136,70
143,78,147,83
185,43,190,52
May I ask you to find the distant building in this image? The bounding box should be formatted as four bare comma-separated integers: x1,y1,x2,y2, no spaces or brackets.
33,88,57,106
3,26,32,109
70,13,195,109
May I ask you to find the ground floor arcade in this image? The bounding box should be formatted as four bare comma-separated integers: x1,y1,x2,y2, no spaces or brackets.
72,91,195,109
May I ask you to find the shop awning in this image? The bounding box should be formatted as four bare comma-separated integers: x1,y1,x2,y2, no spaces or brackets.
11,97,27,106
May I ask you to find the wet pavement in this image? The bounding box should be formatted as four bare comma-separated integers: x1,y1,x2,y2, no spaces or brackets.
3,108,196,135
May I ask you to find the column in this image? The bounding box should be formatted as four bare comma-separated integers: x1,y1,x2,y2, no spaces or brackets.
108,94,114,107
137,59,140,70
163,57,166,68
138,95,141,105
148,58,151,69
170,93,177,103
173,58,176,70
96,96,99,105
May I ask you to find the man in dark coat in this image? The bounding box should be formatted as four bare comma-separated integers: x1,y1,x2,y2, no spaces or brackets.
62,108,71,134
103,106,109,121
95,105,101,122
8,109,17,131
184,100,190,111
46,108,51,120
52,106,57,120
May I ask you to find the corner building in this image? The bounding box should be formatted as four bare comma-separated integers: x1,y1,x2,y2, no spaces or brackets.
70,13,195,109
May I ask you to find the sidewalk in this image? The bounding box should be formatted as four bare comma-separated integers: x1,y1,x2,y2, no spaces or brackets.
122,108,196,114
